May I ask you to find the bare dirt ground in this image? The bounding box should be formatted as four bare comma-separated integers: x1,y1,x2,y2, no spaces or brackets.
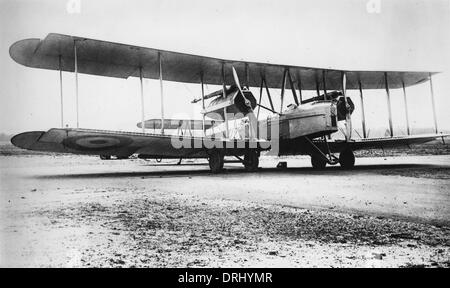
0,144,449,267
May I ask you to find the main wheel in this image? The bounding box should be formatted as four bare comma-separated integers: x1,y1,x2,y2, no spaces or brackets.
208,150,224,173
311,155,327,169
339,149,355,169
244,150,259,172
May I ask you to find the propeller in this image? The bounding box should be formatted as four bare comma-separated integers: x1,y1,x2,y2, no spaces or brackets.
342,72,352,141
231,66,257,139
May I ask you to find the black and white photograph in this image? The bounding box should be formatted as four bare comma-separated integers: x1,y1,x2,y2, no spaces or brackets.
0,0,449,270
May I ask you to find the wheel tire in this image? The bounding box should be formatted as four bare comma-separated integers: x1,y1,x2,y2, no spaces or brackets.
209,150,224,173
100,155,111,160
339,149,355,169
311,155,327,169
244,150,259,172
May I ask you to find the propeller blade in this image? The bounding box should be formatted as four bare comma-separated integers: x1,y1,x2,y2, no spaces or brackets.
342,72,347,93
232,66,243,92
232,66,257,138
232,66,251,108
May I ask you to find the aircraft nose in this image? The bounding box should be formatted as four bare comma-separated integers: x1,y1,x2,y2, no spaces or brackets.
10,131,45,149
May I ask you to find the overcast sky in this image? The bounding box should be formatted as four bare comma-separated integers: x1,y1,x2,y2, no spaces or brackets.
1,0,449,137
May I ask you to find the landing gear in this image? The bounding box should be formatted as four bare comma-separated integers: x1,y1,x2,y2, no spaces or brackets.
208,150,224,173
311,155,327,169
305,136,338,169
244,150,259,172
339,149,355,169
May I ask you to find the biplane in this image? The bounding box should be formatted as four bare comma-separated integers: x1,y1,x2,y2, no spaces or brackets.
9,33,447,173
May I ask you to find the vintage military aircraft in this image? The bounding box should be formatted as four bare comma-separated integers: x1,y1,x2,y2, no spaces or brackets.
9,33,447,173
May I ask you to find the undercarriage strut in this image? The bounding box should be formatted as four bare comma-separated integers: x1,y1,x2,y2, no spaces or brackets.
304,136,339,165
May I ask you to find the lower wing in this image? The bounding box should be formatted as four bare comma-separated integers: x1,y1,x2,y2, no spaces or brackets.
325,134,448,152
11,128,269,158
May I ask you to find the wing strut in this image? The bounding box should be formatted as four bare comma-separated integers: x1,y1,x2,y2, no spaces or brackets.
297,72,303,104
322,70,328,99
287,70,299,106
315,73,320,97
358,79,367,138
257,78,263,120
139,66,145,133
342,72,352,141
201,73,206,136
384,72,394,137
58,55,64,128
221,63,229,138
158,52,165,135
280,69,287,112
74,40,79,128
429,73,438,134
245,63,250,89
263,77,275,111
402,80,411,135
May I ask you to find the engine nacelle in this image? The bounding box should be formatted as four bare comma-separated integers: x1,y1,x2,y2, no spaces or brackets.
202,86,257,121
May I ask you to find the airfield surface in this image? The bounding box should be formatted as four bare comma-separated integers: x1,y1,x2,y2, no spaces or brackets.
0,150,449,267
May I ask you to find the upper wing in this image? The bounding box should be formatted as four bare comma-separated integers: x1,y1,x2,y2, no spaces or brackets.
11,128,268,158
10,33,436,90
